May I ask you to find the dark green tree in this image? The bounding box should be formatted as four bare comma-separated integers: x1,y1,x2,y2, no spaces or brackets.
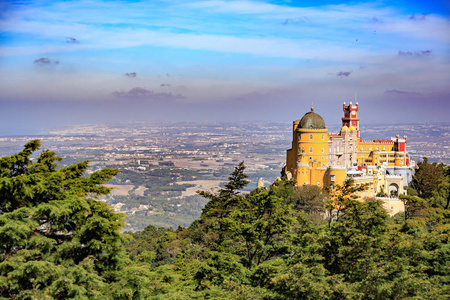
198,161,249,220
0,140,149,299
431,164,450,209
399,194,428,221
325,179,367,226
228,188,293,268
191,161,249,247
413,157,444,199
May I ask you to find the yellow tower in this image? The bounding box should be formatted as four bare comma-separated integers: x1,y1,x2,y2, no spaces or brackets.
285,106,329,186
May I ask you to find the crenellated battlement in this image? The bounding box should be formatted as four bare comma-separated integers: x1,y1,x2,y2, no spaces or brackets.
296,128,328,132
360,140,394,144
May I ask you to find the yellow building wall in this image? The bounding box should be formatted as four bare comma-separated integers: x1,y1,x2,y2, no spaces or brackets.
297,128,328,166
290,127,329,186
285,121,300,177
285,149,295,176
357,142,405,167
352,176,378,199
295,166,309,185
296,164,346,188
382,200,405,217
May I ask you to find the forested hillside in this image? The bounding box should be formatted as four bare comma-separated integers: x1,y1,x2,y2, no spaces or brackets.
1,141,448,299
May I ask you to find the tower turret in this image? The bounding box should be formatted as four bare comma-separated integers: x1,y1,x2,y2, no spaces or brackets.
285,106,328,185
342,100,360,140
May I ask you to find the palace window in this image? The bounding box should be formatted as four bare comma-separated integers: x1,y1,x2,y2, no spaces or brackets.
362,146,364,150
330,175,335,182
317,181,320,186
322,147,324,153
322,134,324,140
384,147,386,150
309,147,313,153
310,134,313,140
376,147,379,151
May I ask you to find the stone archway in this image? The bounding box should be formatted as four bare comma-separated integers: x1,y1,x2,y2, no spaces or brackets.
389,183,399,196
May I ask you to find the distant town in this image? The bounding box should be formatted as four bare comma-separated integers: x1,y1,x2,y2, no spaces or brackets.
1,121,449,231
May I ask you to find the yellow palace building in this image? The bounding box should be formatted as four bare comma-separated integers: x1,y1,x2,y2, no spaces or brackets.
283,102,415,203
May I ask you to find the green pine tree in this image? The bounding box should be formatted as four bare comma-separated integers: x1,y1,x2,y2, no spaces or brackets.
0,140,150,299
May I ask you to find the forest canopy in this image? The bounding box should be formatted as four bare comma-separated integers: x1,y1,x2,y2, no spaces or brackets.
0,142,449,299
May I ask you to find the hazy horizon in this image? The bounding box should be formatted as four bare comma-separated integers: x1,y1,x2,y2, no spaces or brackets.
1,0,449,136
2,118,450,138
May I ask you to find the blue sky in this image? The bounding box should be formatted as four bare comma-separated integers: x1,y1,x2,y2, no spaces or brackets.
0,0,449,135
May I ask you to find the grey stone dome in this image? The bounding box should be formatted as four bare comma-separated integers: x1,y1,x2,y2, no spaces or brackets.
299,107,326,129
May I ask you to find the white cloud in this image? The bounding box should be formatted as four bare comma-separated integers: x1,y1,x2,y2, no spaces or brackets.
0,0,448,112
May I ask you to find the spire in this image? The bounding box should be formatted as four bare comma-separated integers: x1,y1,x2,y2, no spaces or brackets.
311,106,314,112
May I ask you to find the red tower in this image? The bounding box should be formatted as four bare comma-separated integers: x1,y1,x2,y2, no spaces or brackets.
342,101,361,139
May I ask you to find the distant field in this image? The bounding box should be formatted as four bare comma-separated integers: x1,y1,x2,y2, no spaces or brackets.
178,180,223,197
106,184,149,196
134,186,148,196
106,184,134,196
